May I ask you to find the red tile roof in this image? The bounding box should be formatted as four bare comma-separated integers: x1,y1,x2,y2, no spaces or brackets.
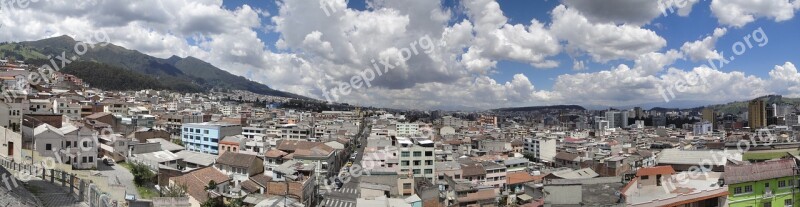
636,166,675,177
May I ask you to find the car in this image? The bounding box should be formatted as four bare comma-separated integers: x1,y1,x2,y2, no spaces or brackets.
103,158,115,166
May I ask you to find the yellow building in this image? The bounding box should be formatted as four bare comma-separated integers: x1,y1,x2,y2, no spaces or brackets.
748,100,766,129
702,107,715,128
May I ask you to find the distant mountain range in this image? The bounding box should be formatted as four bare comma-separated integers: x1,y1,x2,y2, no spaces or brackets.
492,105,586,112
491,95,800,114
0,35,304,98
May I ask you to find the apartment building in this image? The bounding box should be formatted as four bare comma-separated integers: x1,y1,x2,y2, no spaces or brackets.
523,137,557,163
397,137,435,182
396,123,419,136
181,122,242,155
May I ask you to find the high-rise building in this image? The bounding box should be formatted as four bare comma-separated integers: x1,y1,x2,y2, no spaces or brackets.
634,107,644,119
748,100,766,129
605,111,625,128
702,107,715,128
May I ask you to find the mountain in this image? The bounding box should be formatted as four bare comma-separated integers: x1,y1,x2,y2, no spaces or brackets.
1,35,303,98
492,105,586,112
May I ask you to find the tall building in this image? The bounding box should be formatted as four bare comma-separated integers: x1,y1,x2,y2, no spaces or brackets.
634,107,644,119
181,122,243,155
397,137,436,182
702,107,715,128
748,100,766,129
605,111,625,128
523,137,557,163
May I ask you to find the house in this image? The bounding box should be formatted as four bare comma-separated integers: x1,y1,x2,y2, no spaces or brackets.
276,140,338,186
724,158,797,207
170,167,232,206
267,160,319,207
214,152,264,183
219,135,246,154
553,152,581,169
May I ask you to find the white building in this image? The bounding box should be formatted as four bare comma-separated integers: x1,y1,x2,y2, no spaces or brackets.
396,123,419,137
524,137,557,163
693,122,713,136
397,138,435,182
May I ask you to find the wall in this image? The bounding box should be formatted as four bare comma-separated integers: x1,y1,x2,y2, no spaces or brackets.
0,127,23,161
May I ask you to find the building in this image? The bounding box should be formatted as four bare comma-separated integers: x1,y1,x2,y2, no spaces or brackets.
524,137,557,163
395,123,419,136
749,99,766,129
693,121,713,136
397,137,435,182
622,166,728,207
724,158,797,207
181,122,242,155
702,107,715,128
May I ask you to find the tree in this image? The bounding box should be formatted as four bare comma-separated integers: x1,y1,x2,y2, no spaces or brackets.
130,162,155,186
162,183,188,197
206,180,217,190
201,198,223,207
226,197,244,207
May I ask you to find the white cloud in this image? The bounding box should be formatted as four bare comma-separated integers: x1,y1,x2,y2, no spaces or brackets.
561,0,700,25
681,28,727,62
461,0,561,71
711,0,800,27
550,5,667,62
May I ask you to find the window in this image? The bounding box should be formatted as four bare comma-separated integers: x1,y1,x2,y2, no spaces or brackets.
779,180,787,188
83,141,89,148
204,130,209,134
203,137,209,141
46,144,52,151
401,161,409,166
425,160,433,165
744,185,753,193
786,199,792,206
401,152,410,157
733,187,743,194
82,157,87,163
425,151,433,156
424,169,433,174
403,183,412,189
184,128,188,132
89,157,93,162
413,151,422,157
413,161,421,166
764,201,772,207
413,169,421,175
641,175,649,180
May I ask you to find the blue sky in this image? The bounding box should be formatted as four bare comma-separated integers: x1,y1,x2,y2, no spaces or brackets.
217,0,800,91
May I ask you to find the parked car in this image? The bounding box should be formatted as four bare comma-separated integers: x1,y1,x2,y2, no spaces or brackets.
103,158,115,166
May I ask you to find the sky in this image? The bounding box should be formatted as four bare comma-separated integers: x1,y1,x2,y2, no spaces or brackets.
1,0,800,110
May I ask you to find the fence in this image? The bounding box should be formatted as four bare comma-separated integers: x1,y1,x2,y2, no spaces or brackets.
0,158,119,207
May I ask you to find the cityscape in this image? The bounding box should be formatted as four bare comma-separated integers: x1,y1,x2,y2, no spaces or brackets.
1,0,800,207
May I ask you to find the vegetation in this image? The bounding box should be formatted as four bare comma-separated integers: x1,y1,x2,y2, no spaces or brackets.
201,198,224,207
206,180,217,190
129,162,156,186
1,36,304,99
137,186,158,199
161,183,188,197
60,61,199,92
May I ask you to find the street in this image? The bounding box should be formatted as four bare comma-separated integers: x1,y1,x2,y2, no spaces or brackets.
320,120,370,207
96,161,139,198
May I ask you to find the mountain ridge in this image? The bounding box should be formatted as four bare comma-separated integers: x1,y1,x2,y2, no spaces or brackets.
1,35,304,99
